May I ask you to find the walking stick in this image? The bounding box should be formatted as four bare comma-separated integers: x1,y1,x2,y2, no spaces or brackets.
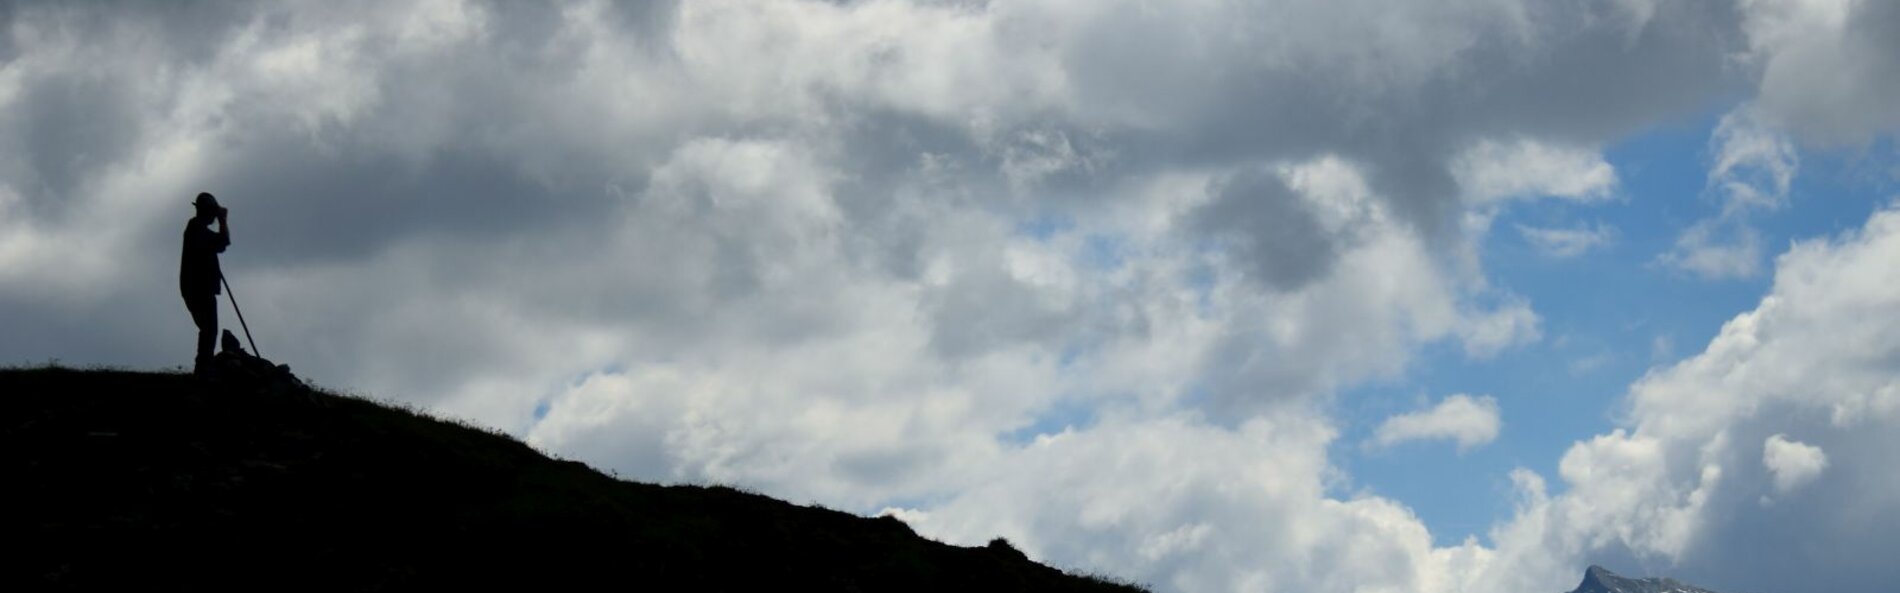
221,274,261,357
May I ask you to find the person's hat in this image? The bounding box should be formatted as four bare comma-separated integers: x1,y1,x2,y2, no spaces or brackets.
192,192,220,209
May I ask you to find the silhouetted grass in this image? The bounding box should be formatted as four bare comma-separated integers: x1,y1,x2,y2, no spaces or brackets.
1,366,1146,592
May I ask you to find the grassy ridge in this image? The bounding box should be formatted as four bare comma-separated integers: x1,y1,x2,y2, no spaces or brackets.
2,367,1144,592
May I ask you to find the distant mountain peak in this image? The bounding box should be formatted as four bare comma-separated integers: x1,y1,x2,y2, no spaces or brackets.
1571,564,1722,593
1584,564,1615,581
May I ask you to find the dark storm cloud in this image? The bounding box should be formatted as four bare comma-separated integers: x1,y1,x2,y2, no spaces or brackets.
585,0,681,45
1436,1,1744,141
1856,0,1900,79
3,2,249,65
5,74,142,216
197,132,596,266
924,261,1073,358
1,1,686,269
0,289,186,368
1191,169,1338,291
1753,0,1900,144
0,1,11,54
0,5,248,218
826,108,992,277
1066,0,1743,241
1663,409,1900,593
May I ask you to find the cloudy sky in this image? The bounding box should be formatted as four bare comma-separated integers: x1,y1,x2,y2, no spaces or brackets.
5,1,1899,591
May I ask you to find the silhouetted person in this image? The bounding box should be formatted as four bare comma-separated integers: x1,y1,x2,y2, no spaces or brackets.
180,192,230,374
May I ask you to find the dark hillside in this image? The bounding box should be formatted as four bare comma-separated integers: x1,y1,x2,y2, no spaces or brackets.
2,367,1143,592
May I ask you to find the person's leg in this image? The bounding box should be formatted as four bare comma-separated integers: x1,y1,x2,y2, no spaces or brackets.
184,293,217,371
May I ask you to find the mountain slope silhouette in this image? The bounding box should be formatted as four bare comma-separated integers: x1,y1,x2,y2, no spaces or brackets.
3,367,1143,592
1569,565,1724,593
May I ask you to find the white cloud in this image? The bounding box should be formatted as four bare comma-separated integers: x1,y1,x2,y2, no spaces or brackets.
1458,298,1542,360
901,413,1495,593
1568,353,1612,376
1453,139,1619,205
1369,394,1503,452
1481,204,1900,593
1657,107,1797,280
1516,223,1616,258
1650,334,1676,364
1762,433,1827,495
1658,217,1766,280
1707,108,1800,214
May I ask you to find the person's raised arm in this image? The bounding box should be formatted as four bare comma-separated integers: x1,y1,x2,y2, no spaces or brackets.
215,206,231,252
